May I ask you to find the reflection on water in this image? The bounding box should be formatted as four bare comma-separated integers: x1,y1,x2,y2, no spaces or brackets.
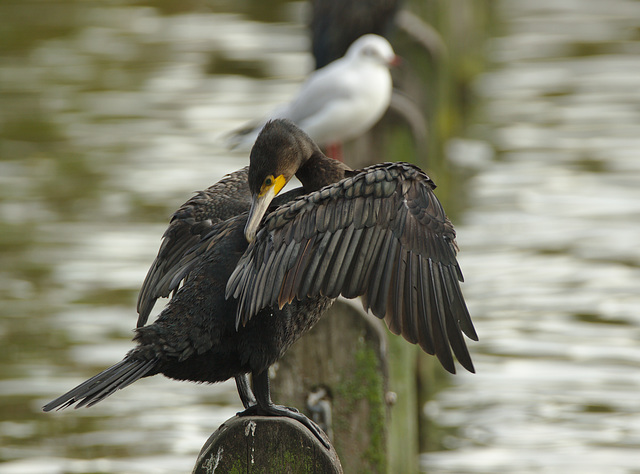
0,2,308,473
422,0,640,472
1,0,639,473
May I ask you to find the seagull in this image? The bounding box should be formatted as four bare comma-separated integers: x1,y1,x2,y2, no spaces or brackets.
227,34,398,160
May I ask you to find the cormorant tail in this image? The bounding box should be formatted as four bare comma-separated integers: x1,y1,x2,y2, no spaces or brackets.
43,357,156,411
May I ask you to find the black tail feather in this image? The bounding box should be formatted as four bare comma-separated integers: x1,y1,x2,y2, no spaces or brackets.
43,358,156,412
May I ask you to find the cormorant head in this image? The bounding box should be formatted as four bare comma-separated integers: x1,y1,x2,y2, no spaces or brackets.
244,119,320,242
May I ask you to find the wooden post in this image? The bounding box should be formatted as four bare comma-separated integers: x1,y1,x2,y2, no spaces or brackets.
193,415,342,473
270,299,390,473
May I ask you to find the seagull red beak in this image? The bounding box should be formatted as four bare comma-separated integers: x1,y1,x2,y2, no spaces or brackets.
390,55,402,67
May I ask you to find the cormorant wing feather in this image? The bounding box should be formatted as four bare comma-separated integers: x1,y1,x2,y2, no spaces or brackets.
226,162,477,374
136,167,251,327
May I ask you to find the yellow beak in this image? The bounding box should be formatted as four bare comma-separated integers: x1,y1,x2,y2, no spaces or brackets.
244,175,286,242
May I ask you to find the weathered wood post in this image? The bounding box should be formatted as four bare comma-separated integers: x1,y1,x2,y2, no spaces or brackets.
270,2,492,471
271,300,389,473
193,415,342,473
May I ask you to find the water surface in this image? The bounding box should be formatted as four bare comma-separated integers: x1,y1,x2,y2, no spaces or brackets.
2,1,639,473
0,2,310,472
422,1,640,472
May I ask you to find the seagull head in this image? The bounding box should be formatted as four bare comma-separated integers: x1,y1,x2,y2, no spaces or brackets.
346,34,399,68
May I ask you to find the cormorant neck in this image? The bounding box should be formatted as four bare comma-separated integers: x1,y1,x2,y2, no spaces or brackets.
296,151,352,192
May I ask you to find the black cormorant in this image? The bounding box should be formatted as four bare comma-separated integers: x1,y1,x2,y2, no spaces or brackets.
43,119,477,447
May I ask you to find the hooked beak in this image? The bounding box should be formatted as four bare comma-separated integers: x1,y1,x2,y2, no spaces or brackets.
244,175,287,242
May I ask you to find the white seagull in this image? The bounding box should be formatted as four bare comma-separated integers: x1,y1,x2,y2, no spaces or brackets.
228,34,398,159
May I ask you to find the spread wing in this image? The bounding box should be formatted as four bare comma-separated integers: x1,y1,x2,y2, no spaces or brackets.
226,162,477,373
136,167,251,327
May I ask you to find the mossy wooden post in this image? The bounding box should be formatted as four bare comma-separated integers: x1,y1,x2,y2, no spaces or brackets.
193,415,342,473
270,299,390,473
341,1,492,467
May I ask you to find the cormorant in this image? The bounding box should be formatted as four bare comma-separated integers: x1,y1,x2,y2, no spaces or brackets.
44,119,477,447
227,35,397,161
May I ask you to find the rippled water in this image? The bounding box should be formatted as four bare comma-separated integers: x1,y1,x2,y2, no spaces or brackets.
422,0,640,472
0,2,310,473
2,0,639,473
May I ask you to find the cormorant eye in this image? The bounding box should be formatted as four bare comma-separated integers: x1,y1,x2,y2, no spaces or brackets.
264,177,273,187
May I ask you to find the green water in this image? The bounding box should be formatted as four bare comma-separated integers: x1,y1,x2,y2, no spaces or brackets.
3,1,638,473
0,2,308,472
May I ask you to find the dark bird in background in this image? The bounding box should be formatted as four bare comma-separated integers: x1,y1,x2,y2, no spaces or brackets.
309,0,446,69
44,119,477,447
310,0,402,69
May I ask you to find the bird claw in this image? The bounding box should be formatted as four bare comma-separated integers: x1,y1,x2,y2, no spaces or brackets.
237,403,330,449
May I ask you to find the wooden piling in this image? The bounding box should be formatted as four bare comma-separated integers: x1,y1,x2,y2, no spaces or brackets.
271,299,390,473
193,415,342,474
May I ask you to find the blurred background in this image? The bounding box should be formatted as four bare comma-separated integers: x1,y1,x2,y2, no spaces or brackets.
1,0,639,473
